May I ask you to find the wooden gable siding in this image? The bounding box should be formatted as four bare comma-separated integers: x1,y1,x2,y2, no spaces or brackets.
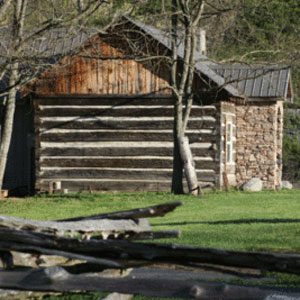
35,95,219,192
32,35,171,96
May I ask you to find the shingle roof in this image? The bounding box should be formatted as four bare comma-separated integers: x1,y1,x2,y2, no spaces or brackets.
0,18,292,101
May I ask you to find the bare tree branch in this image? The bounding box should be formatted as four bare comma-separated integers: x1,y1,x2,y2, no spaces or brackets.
0,0,12,21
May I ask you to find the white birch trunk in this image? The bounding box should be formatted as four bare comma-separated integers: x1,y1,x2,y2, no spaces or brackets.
178,136,200,195
0,67,18,195
170,1,204,195
0,0,26,195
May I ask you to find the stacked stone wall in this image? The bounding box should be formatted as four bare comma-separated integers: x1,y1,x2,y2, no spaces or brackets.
235,101,283,189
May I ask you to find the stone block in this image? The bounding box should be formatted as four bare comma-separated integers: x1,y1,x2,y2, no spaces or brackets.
249,155,256,162
281,181,293,189
242,177,263,191
264,135,274,142
247,170,253,177
268,169,275,176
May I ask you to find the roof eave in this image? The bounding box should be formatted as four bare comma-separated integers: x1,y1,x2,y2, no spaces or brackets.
246,97,286,102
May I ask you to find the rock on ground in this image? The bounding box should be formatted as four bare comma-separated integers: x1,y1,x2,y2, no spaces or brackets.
281,181,293,189
242,178,263,192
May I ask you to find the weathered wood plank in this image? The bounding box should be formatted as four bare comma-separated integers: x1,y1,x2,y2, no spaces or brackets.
39,158,218,170
38,106,217,118
36,180,215,193
38,146,215,157
1,266,298,300
39,131,217,143
35,96,174,106
37,180,170,192
0,215,151,236
38,119,216,130
57,201,183,221
39,169,216,182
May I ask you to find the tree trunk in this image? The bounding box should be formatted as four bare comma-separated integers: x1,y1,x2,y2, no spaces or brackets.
77,0,84,13
0,68,18,195
170,1,204,195
0,0,24,196
172,100,184,194
171,137,184,194
178,136,200,196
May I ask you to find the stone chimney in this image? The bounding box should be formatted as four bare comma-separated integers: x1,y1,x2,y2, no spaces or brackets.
165,27,207,56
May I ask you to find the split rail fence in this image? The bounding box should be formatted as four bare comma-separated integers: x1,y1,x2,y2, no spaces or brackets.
0,201,300,299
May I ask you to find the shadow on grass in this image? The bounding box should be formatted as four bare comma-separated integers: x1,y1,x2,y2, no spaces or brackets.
153,218,300,226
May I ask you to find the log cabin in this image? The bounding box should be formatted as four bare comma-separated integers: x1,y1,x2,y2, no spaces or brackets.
0,18,293,194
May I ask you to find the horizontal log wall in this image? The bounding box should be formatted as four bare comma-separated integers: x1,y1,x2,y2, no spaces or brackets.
35,95,219,192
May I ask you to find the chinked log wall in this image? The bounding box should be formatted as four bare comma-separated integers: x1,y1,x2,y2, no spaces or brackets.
34,95,219,192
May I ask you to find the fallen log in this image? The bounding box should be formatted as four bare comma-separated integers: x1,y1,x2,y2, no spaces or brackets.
56,201,183,222
114,230,181,240
0,266,299,300
0,215,151,237
1,227,300,274
0,215,179,241
0,240,123,269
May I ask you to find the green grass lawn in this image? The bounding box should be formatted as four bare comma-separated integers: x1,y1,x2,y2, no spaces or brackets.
1,189,300,253
1,189,300,298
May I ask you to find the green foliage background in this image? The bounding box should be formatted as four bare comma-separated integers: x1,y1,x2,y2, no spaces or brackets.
283,111,300,182
209,0,300,102
108,0,300,101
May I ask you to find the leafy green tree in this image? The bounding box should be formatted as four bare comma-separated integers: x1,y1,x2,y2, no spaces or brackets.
208,0,300,102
